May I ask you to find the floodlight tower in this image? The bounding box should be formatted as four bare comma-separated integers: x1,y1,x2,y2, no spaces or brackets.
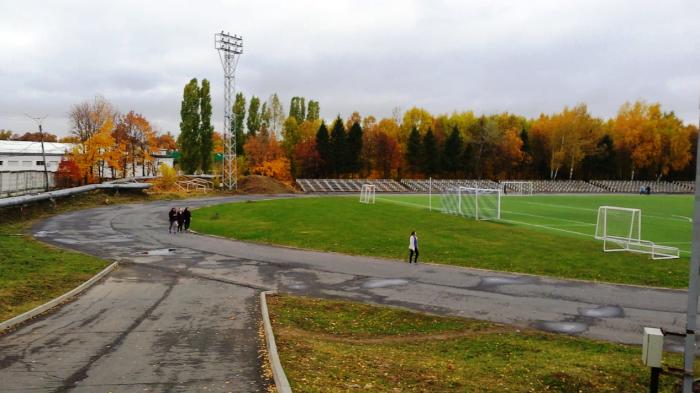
215,31,243,190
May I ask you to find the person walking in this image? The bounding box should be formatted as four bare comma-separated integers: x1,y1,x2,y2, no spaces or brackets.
408,231,419,263
176,208,184,233
183,207,191,232
168,207,177,234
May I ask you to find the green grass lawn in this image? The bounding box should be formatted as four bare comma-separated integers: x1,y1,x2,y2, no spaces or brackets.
268,294,689,392
380,193,692,255
192,195,691,288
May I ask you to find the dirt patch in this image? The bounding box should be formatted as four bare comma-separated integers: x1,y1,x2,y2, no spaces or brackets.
237,175,296,194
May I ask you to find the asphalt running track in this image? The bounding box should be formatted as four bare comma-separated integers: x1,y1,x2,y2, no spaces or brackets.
0,194,697,392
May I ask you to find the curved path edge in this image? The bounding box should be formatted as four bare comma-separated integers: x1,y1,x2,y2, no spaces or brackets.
0,261,119,333
260,291,293,393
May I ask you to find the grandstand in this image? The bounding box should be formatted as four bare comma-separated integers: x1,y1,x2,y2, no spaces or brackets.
296,178,406,193
401,179,500,192
590,180,691,194
295,178,695,194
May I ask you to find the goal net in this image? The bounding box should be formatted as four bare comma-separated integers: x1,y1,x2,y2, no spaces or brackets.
501,181,533,196
359,184,376,204
441,186,501,220
594,206,678,259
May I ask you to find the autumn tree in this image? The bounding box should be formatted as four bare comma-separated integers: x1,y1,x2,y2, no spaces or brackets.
0,129,12,140
156,132,178,151
12,132,58,142
177,78,201,174
400,107,434,145
294,138,322,178
69,95,116,143
55,157,81,188
233,92,246,154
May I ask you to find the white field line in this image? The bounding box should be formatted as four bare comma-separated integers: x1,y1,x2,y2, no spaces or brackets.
501,209,593,225
519,200,692,224
672,215,693,222
376,195,691,254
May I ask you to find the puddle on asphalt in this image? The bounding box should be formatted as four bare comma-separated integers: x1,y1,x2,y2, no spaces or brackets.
143,248,177,256
34,230,53,238
578,305,624,318
480,276,532,286
362,278,409,289
534,321,588,334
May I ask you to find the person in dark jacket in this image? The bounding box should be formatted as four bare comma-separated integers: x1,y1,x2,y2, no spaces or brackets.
168,208,177,234
176,208,184,233
183,208,192,232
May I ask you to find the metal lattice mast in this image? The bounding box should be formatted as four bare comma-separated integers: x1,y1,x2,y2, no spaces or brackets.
215,31,243,190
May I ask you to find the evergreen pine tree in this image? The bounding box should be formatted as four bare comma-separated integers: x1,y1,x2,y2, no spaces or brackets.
330,116,346,175
442,126,463,175
421,128,439,176
405,126,422,175
177,78,200,174
247,96,261,136
233,93,246,155
199,79,214,173
315,122,331,176
346,121,363,175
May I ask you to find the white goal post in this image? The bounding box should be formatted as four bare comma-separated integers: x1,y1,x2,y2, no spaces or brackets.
441,186,501,220
359,184,376,204
501,181,533,196
594,206,679,260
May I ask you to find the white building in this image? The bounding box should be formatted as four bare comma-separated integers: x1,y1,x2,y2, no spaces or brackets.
0,140,72,173
0,140,175,176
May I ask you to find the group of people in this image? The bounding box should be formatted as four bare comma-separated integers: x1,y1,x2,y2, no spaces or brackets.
169,207,191,234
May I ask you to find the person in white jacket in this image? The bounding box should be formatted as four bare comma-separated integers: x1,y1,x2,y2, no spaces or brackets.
408,231,419,263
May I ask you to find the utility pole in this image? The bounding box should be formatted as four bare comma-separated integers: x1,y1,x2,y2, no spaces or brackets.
683,98,700,393
25,114,50,192
215,31,243,190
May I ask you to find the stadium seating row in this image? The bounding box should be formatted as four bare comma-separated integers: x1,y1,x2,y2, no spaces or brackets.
296,178,407,193
590,180,691,194
295,178,695,194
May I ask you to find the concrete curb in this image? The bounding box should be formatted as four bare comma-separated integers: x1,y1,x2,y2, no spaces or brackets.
0,261,119,333
260,290,292,393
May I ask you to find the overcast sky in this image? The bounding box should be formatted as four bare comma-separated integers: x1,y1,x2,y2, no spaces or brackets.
1,0,698,136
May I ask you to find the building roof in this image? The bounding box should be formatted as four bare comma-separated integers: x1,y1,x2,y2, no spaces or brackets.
0,140,75,155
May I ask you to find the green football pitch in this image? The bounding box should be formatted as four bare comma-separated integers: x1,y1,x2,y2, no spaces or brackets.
193,194,693,288
376,193,692,256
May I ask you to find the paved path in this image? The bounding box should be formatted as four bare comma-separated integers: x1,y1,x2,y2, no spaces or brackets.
0,194,697,392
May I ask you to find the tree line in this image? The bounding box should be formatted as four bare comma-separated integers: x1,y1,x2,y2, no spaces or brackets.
222,96,697,182
53,96,177,185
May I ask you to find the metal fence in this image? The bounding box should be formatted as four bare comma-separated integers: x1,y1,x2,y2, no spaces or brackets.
0,171,54,198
